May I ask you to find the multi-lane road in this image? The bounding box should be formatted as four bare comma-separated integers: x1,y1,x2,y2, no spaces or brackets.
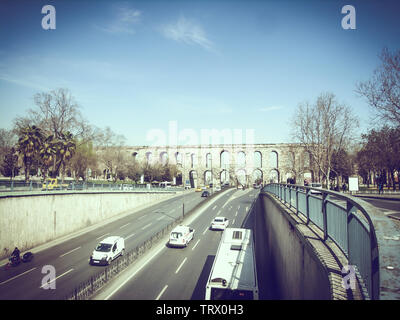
94,187,259,300
0,190,216,300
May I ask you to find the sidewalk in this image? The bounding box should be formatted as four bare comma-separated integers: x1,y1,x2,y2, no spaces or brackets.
353,194,400,299
354,193,400,201
353,193,400,221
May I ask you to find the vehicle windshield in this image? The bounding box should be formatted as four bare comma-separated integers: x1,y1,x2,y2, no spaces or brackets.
171,232,182,239
214,218,224,223
95,243,112,252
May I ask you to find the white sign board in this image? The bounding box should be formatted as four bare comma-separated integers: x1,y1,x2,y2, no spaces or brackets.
348,177,359,192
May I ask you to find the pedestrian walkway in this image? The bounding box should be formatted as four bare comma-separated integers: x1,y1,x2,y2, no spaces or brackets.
352,194,400,300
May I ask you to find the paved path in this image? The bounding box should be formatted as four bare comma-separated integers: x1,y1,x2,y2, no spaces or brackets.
353,194,400,300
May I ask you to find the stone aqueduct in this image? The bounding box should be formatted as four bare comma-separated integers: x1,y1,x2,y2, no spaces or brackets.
116,143,312,187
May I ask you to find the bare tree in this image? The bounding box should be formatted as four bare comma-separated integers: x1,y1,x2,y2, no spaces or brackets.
356,47,400,128
291,92,359,185
96,127,127,181
14,88,95,144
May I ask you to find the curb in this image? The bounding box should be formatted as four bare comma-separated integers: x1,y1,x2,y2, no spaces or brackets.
353,195,400,202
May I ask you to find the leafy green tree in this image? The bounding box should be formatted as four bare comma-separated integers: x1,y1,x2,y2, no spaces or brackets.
69,140,98,181
357,126,400,190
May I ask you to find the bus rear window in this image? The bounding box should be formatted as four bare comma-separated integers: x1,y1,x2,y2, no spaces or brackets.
211,288,253,300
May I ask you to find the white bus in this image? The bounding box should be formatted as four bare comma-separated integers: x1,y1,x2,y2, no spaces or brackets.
205,228,259,300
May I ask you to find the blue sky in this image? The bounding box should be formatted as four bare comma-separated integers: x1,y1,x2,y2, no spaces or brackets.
0,0,399,146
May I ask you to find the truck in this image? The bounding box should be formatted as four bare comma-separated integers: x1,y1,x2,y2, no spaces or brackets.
41,178,68,191
168,225,195,248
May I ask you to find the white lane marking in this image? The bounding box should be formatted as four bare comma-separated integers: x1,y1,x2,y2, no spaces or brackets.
96,233,110,240
212,205,217,210
246,206,249,211
192,239,201,250
203,227,208,235
142,223,152,230
235,211,238,217
60,246,81,258
157,216,164,221
175,257,187,274
119,223,130,229
39,268,74,289
0,267,37,286
138,215,146,220
156,285,168,300
233,218,236,225
104,242,166,300
125,233,135,240
216,210,221,216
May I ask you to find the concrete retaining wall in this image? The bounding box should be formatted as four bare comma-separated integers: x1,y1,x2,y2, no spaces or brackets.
0,191,177,260
254,192,340,299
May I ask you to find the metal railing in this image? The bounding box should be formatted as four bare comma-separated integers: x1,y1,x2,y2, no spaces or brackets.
66,217,183,300
0,180,184,193
263,183,380,300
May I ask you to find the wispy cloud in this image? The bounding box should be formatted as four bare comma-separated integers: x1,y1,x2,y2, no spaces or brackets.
96,5,142,35
160,16,216,53
259,106,283,112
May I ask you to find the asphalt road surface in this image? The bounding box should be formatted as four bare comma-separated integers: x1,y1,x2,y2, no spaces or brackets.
95,188,260,300
0,190,207,300
357,197,400,300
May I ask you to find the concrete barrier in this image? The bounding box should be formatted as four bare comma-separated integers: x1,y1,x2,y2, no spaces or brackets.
0,191,179,260
253,192,362,300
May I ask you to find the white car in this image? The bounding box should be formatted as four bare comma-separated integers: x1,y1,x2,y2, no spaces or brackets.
310,183,323,194
90,236,125,265
169,225,195,248
211,217,229,230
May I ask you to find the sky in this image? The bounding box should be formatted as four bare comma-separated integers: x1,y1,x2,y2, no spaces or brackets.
0,0,399,146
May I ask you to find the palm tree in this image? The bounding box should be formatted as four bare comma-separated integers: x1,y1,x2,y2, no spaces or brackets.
54,131,76,180
38,134,58,179
17,125,43,182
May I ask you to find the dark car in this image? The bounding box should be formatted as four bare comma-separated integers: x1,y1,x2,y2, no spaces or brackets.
201,190,210,197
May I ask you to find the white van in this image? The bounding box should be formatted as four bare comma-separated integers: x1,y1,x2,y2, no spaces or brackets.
169,225,195,248
90,236,125,265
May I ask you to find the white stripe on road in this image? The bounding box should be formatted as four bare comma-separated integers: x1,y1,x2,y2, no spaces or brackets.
142,223,152,230
138,215,146,220
0,267,37,286
192,239,200,250
60,246,81,258
235,211,238,217
175,257,187,274
156,285,168,300
212,205,217,210
203,227,208,235
119,223,130,229
157,216,164,221
216,210,221,216
125,233,136,240
96,233,110,240
39,268,74,289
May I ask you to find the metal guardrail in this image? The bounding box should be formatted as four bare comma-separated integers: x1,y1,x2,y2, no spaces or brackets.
263,183,380,300
66,217,183,300
0,180,184,193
